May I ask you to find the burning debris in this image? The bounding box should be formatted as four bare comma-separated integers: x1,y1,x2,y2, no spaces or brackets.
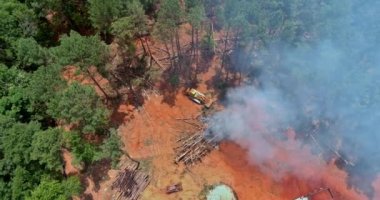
174,132,218,166
111,161,150,200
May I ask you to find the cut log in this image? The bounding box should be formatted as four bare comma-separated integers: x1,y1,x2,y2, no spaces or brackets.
174,133,217,166
111,161,150,200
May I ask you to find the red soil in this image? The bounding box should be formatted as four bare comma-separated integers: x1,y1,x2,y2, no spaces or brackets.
112,90,367,200
77,24,378,200
62,65,111,98
62,148,79,176
203,142,366,200
111,64,367,199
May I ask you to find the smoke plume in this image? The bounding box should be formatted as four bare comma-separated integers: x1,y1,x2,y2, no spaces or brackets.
207,0,380,199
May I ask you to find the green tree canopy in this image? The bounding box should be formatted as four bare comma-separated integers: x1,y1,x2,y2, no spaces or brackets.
0,0,38,64
1,121,41,172
0,1,122,199
52,31,108,71
62,131,98,165
124,0,148,36
111,0,147,41
31,128,63,171
11,167,33,200
47,82,109,134
24,0,92,34
25,64,65,121
0,66,31,121
0,0,37,43
154,0,183,42
187,3,205,30
111,17,135,44
95,128,123,168
13,37,49,71
88,0,123,35
0,65,28,98
27,176,81,200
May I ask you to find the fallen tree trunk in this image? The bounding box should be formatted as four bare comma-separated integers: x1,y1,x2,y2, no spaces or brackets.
174,133,217,166
111,160,150,200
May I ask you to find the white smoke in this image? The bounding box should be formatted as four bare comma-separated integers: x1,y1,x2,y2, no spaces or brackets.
206,0,380,198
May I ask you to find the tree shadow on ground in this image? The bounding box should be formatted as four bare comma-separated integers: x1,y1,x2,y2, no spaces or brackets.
110,107,128,127
107,53,151,106
109,100,136,126
157,51,214,106
83,159,112,192
158,74,179,106
205,67,228,100
127,88,145,108
158,63,189,106
80,193,93,200
196,52,215,74
79,175,93,200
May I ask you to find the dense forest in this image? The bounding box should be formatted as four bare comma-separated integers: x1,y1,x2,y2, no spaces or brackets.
1,0,378,199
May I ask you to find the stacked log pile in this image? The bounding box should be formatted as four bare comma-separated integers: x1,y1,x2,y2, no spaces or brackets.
174,133,218,166
111,161,150,200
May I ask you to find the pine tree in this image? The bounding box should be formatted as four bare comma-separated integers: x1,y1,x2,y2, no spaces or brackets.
47,82,109,134
52,31,110,98
88,0,123,38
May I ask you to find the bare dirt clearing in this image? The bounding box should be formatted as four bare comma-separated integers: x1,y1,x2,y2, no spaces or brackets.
82,61,370,200
77,24,375,200
112,91,366,200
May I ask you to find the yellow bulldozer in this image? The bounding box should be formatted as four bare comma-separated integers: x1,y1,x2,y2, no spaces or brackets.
185,88,214,108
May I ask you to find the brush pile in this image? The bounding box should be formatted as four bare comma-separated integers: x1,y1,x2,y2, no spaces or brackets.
174,133,218,166
111,161,150,200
